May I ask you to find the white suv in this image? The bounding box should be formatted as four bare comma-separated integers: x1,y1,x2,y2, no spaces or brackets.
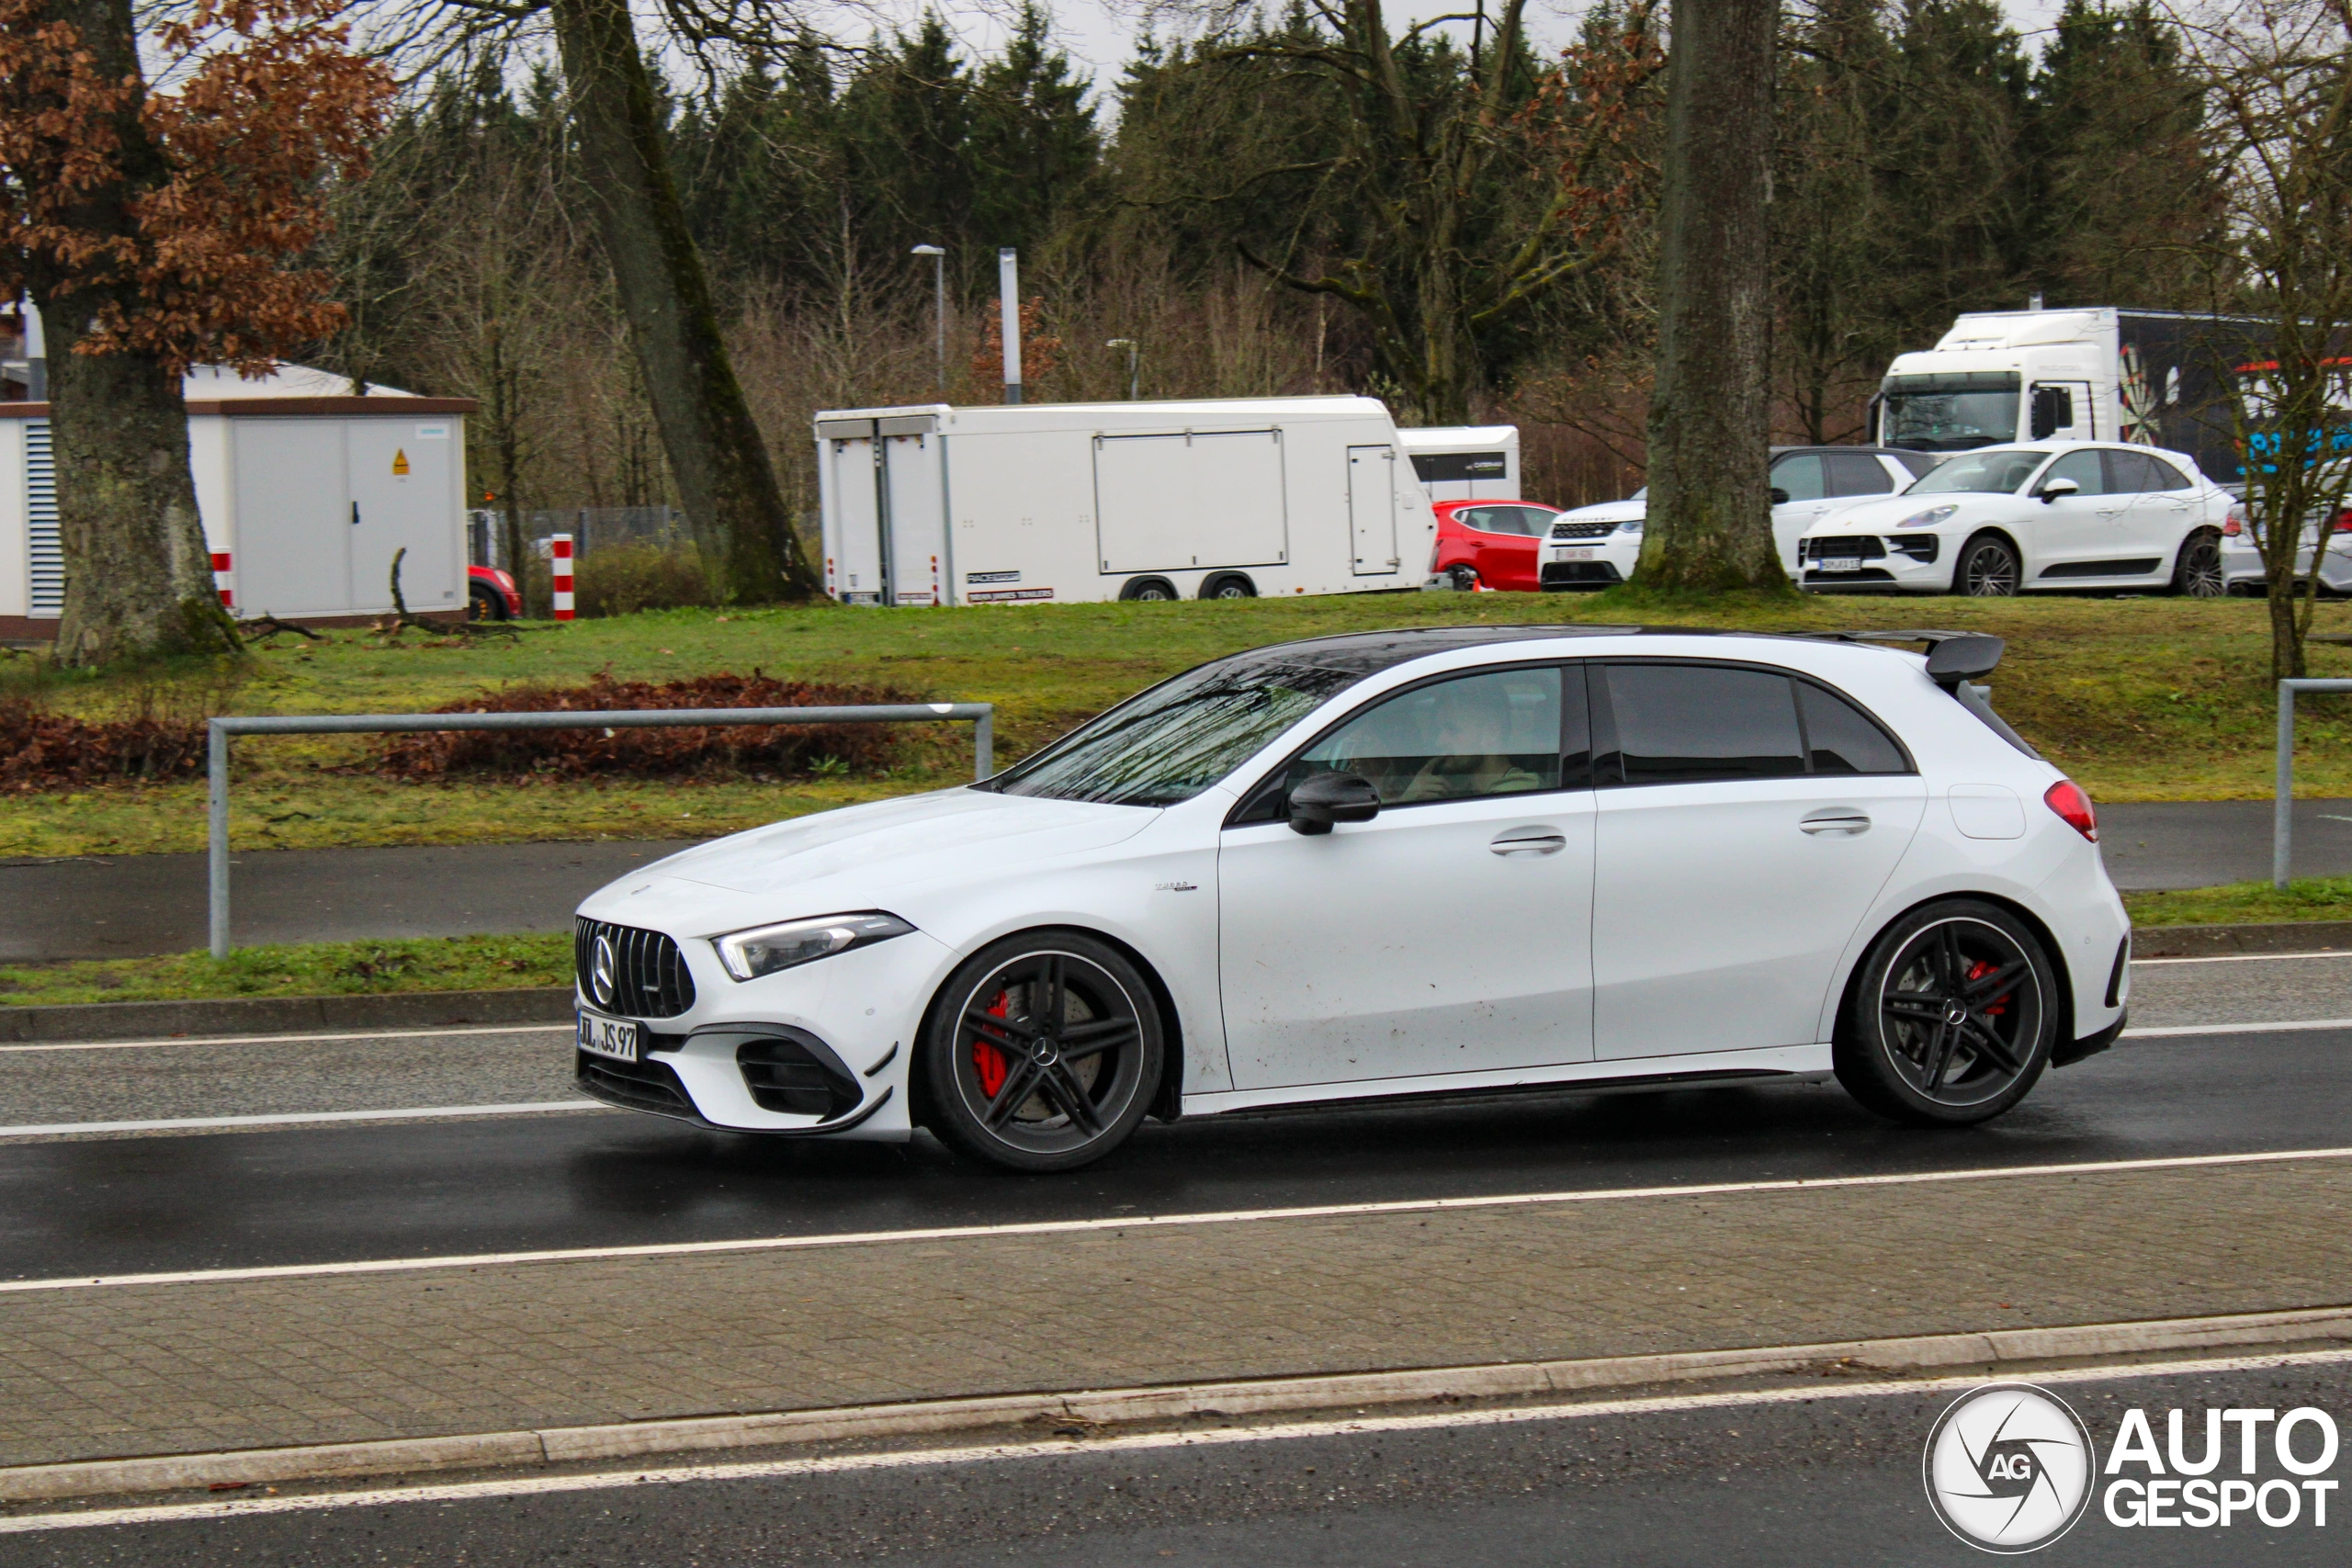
1797,441,2232,596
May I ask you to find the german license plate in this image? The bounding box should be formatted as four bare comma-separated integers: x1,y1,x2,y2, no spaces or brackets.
1819,557,1861,573
1555,547,1598,561
577,1009,639,1063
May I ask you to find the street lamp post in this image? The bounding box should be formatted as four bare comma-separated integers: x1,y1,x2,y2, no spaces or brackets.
1106,339,1140,400
910,244,946,396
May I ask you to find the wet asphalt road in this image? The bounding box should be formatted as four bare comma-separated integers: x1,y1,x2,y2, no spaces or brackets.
6,798,2351,962
9,1357,2346,1565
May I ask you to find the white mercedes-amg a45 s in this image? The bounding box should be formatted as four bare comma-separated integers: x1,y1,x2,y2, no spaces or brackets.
572,626,2131,1170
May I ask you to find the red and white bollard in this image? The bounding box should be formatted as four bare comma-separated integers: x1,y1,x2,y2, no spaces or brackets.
209,550,234,609
551,534,574,620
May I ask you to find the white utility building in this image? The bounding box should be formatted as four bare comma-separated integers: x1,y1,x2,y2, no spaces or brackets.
1,363,473,640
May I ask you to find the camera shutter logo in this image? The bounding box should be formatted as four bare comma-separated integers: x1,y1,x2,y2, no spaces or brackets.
590,935,618,1010
1923,1383,2095,1552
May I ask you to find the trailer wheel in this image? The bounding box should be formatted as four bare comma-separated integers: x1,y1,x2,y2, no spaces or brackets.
1198,573,1257,601
1119,577,1180,603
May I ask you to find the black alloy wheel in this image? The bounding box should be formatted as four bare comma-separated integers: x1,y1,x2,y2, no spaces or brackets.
467,581,508,622
920,932,1164,1171
1121,577,1179,603
2171,528,2227,598
1835,900,2056,1126
1958,534,2020,597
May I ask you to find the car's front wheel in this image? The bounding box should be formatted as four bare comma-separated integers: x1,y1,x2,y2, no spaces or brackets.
1957,534,2020,596
1834,900,2056,1126
918,931,1164,1171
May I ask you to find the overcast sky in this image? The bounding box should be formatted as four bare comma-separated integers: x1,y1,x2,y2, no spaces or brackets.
866,0,2081,96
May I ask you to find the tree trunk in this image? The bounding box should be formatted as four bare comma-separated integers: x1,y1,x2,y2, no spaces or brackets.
1638,0,1787,594
548,0,820,604
33,0,239,667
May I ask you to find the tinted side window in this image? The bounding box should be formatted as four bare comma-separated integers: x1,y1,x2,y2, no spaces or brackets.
1513,506,1562,534
1295,666,1564,806
1891,451,1943,480
1602,665,1805,785
2041,449,2107,496
1825,452,1895,496
2146,456,2193,491
1458,506,1521,535
1771,454,1829,502
1796,682,1908,775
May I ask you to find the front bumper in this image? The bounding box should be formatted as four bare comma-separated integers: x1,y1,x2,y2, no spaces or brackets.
1800,533,1949,593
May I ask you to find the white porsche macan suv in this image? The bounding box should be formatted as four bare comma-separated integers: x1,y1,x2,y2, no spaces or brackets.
1797,441,2232,596
572,626,2131,1170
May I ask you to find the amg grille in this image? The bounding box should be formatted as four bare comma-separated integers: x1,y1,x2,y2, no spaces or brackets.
574,919,697,1018
1803,536,1887,561
1549,520,1621,539
575,1051,697,1116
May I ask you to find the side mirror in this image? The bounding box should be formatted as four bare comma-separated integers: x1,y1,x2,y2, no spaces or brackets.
2039,477,2080,503
1287,773,1381,835
1770,487,1791,506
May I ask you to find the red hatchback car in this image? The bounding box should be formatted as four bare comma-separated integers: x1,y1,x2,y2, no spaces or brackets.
1429,500,1565,592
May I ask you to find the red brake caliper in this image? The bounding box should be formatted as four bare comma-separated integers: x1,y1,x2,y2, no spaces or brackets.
972,988,1012,1097
1965,960,2007,1016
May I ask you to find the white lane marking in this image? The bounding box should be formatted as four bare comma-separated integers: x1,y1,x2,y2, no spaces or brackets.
0,1023,571,1055
6,1143,2350,1298
2132,950,2352,966
8,1345,2351,1535
2125,1018,2352,1038
0,1102,603,1139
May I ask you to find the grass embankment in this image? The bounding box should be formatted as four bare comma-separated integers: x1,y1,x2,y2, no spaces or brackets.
0,934,571,1008
4,592,2351,858
6,874,2347,1009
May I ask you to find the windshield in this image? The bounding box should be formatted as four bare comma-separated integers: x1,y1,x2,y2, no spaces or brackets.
1904,449,2049,496
1883,374,2021,452
989,657,1363,807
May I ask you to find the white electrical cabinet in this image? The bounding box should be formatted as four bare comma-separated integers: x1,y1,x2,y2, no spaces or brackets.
1396,424,1520,502
0,365,473,638
814,396,1437,605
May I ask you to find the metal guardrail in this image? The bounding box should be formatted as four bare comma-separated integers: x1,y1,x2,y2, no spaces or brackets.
2274,679,2352,888
206,704,996,958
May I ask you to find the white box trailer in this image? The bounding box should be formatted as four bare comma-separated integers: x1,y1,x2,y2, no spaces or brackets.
1396,424,1520,502
814,396,1438,605
0,364,472,639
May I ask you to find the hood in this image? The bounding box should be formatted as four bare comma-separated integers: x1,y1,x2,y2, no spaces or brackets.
1556,496,1645,524
1801,491,2006,533
605,788,1159,908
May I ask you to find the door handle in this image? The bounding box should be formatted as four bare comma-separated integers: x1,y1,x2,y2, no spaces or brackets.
1490,829,1566,856
1800,809,1871,836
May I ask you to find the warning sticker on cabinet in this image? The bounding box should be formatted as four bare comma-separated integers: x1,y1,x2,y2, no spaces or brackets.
391,449,411,477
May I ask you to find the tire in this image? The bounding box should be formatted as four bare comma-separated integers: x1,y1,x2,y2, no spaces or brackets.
1446,564,1481,592
2170,527,2226,598
1119,577,1179,603
1956,533,2020,597
1833,900,2058,1127
917,931,1165,1172
466,582,508,622
1199,573,1257,601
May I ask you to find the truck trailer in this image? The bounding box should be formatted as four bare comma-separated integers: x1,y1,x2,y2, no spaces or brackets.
1872,308,2271,483
814,396,1438,605
1396,424,1520,502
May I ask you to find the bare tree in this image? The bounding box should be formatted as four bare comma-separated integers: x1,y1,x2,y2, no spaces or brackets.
2178,0,2352,680
1639,0,1786,594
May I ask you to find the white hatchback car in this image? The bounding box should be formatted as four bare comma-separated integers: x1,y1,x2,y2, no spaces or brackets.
572,626,2131,1170
1797,442,2233,596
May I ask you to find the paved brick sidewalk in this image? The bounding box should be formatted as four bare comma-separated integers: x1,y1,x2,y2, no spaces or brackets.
4,1159,2346,1470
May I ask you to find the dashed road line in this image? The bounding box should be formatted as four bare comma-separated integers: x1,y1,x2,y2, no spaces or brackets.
0,1101,601,1140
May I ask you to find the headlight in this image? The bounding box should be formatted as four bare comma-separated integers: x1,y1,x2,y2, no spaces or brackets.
1897,505,1958,529
712,912,915,981
1616,517,1643,535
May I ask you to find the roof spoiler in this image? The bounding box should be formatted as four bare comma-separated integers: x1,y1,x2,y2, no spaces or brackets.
1805,629,2005,692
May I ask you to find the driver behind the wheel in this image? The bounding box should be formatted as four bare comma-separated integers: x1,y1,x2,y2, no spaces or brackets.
1396,682,1541,802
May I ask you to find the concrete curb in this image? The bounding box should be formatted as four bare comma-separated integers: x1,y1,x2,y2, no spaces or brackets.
0,987,573,1044
2132,919,2352,957
6,1303,2346,1505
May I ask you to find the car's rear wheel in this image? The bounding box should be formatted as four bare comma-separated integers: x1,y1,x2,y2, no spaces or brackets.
2170,527,2226,597
919,932,1164,1171
467,581,508,622
1446,563,1480,592
1957,534,2019,596
1835,900,2056,1126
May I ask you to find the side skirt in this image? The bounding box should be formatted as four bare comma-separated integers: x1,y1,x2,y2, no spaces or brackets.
1182,1044,1835,1119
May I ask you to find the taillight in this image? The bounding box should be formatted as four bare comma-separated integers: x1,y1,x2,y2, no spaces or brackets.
2044,779,2098,842
2222,512,2243,537
2334,509,2352,534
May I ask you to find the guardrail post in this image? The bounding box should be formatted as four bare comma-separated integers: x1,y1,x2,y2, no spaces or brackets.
208,719,232,960
974,707,994,781
2276,681,2296,890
